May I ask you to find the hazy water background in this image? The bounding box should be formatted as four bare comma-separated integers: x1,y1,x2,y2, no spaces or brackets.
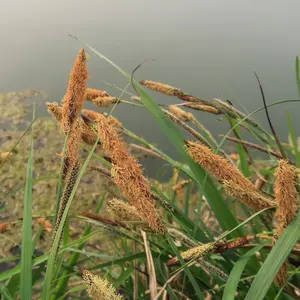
1,0,300,177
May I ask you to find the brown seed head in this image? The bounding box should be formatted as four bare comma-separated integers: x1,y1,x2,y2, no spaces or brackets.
97,114,165,233
89,96,119,108
275,160,298,234
82,109,122,128
140,80,183,97
169,105,195,122
82,270,123,300
186,141,274,210
107,198,152,231
46,102,62,121
85,88,109,100
47,103,98,146
61,49,88,132
0,222,15,233
183,103,222,115
167,243,216,266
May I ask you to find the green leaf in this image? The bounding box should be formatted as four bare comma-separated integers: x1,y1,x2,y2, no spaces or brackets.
42,137,99,300
20,105,35,300
223,243,267,300
245,211,300,300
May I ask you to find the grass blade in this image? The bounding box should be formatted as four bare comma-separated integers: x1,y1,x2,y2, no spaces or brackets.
42,137,99,300
245,210,300,300
286,111,300,167
20,105,35,300
223,243,267,300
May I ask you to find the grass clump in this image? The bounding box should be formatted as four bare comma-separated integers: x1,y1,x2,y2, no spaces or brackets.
0,46,300,300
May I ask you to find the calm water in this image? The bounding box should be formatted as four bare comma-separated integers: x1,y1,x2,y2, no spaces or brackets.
1,1,300,176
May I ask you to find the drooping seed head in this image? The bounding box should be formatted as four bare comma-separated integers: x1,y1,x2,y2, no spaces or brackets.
274,160,298,235
183,103,222,115
89,96,119,108
85,88,109,100
168,105,195,122
140,80,183,97
186,141,274,211
97,114,165,233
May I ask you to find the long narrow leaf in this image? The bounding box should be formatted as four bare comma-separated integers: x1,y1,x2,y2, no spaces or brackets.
42,137,99,300
223,243,267,300
245,211,300,300
20,105,35,300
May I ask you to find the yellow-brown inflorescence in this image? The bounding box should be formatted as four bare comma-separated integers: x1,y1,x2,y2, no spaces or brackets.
82,270,123,300
61,49,88,132
89,96,119,108
85,88,109,100
107,198,152,231
172,179,192,201
47,102,99,146
273,160,298,287
168,105,196,122
139,80,183,97
167,243,216,266
82,109,122,128
186,141,274,211
97,114,165,233
274,160,298,235
183,103,222,115
0,222,15,233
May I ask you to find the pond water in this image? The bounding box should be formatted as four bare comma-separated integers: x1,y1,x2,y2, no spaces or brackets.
1,0,300,177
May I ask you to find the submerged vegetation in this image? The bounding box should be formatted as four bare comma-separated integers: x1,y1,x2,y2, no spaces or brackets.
0,48,300,300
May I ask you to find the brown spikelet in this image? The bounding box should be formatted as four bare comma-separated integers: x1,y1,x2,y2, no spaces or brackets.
0,222,15,233
186,141,274,210
63,122,81,177
47,102,98,146
183,103,222,115
52,162,80,245
107,115,122,128
274,160,298,235
140,80,183,97
173,168,179,185
82,270,123,300
97,115,165,233
107,198,152,231
85,88,109,100
169,105,195,122
82,109,122,128
89,96,119,108
0,152,11,163
274,261,288,287
46,102,62,121
273,160,298,287
36,218,53,233
131,95,142,103
167,243,216,266
61,49,88,132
